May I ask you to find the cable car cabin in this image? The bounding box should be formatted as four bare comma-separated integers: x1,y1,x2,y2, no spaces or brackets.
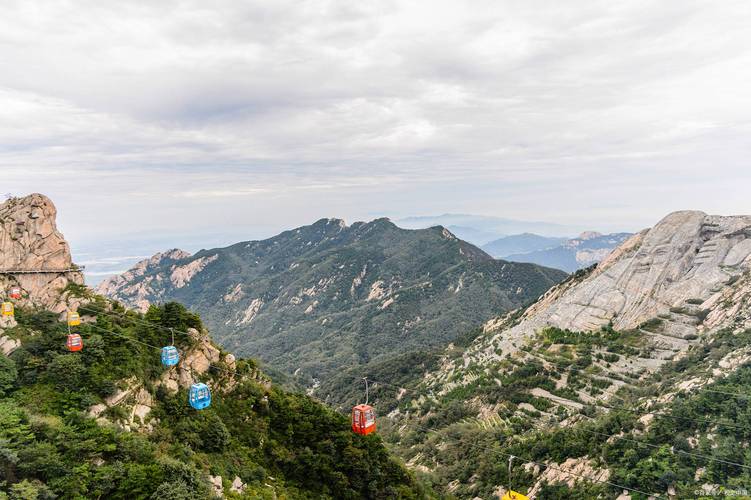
352,404,376,435
66,333,83,352
67,311,81,326
161,346,180,366
9,287,21,300
501,492,529,500
1,302,13,317
189,383,211,410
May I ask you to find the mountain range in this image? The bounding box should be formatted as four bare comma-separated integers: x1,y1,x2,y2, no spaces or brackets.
96,219,567,387
484,231,633,273
396,213,578,241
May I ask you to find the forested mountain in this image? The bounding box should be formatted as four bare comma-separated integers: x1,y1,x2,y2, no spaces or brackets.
346,211,751,497
96,219,566,387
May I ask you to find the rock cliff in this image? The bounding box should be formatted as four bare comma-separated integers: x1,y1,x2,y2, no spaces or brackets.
388,210,751,497
491,211,751,351
0,193,84,311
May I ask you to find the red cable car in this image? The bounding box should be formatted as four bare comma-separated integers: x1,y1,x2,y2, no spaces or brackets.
352,404,376,435
66,334,83,352
352,378,376,435
9,287,21,300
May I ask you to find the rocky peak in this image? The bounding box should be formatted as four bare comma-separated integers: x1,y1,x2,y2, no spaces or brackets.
0,193,83,311
94,249,192,311
466,209,751,374
577,231,603,240
0,193,73,270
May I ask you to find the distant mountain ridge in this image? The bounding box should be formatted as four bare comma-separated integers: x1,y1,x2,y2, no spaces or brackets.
481,233,566,258
96,218,567,385
397,213,578,240
486,231,633,272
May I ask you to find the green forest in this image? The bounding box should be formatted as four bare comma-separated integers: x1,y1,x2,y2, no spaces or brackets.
0,297,424,499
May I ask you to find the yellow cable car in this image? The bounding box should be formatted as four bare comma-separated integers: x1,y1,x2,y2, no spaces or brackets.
502,456,529,500
67,311,81,326
502,492,529,500
1,302,14,317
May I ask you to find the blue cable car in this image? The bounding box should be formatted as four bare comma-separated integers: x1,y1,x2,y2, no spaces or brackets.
161,346,180,366
189,383,211,410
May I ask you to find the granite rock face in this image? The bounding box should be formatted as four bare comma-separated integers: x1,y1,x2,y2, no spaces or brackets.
474,210,751,366
0,194,84,312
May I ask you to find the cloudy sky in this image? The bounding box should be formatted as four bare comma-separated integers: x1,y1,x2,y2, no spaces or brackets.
2,0,751,258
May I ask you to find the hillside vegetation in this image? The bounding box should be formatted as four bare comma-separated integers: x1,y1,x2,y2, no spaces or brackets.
0,299,425,499
377,325,751,498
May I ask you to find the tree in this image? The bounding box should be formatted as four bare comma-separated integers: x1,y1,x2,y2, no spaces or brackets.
0,356,17,396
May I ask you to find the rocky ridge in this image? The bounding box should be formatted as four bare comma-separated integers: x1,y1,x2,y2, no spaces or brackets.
377,210,751,497
87,325,248,433
0,193,85,355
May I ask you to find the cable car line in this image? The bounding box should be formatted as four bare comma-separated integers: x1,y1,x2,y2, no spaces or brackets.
495,450,664,499
78,305,751,404
348,370,751,437
84,322,238,379
74,306,751,454
573,425,751,471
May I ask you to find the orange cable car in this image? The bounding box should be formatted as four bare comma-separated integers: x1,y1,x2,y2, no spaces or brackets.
352,404,376,435
352,378,376,435
1,302,14,317
66,333,83,352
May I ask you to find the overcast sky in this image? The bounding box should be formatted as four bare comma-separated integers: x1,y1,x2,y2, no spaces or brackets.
2,0,751,252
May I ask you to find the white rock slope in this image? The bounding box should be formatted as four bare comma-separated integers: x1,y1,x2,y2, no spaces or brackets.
470,210,751,369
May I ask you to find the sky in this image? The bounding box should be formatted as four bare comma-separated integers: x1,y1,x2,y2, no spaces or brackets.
2,0,751,272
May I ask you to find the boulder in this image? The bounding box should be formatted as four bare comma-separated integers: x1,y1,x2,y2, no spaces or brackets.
0,335,20,355
230,476,245,494
209,475,223,497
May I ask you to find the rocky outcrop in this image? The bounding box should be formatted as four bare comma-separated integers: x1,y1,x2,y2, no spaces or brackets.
94,249,192,312
527,457,610,498
423,210,751,407
0,194,84,312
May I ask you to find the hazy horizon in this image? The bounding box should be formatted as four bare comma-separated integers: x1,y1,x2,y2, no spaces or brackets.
3,1,750,277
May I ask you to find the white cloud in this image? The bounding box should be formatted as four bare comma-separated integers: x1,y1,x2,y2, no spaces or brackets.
1,0,750,246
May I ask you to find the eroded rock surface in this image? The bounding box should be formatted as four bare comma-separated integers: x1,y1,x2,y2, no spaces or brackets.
484,211,751,358
0,194,84,311
95,249,192,312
